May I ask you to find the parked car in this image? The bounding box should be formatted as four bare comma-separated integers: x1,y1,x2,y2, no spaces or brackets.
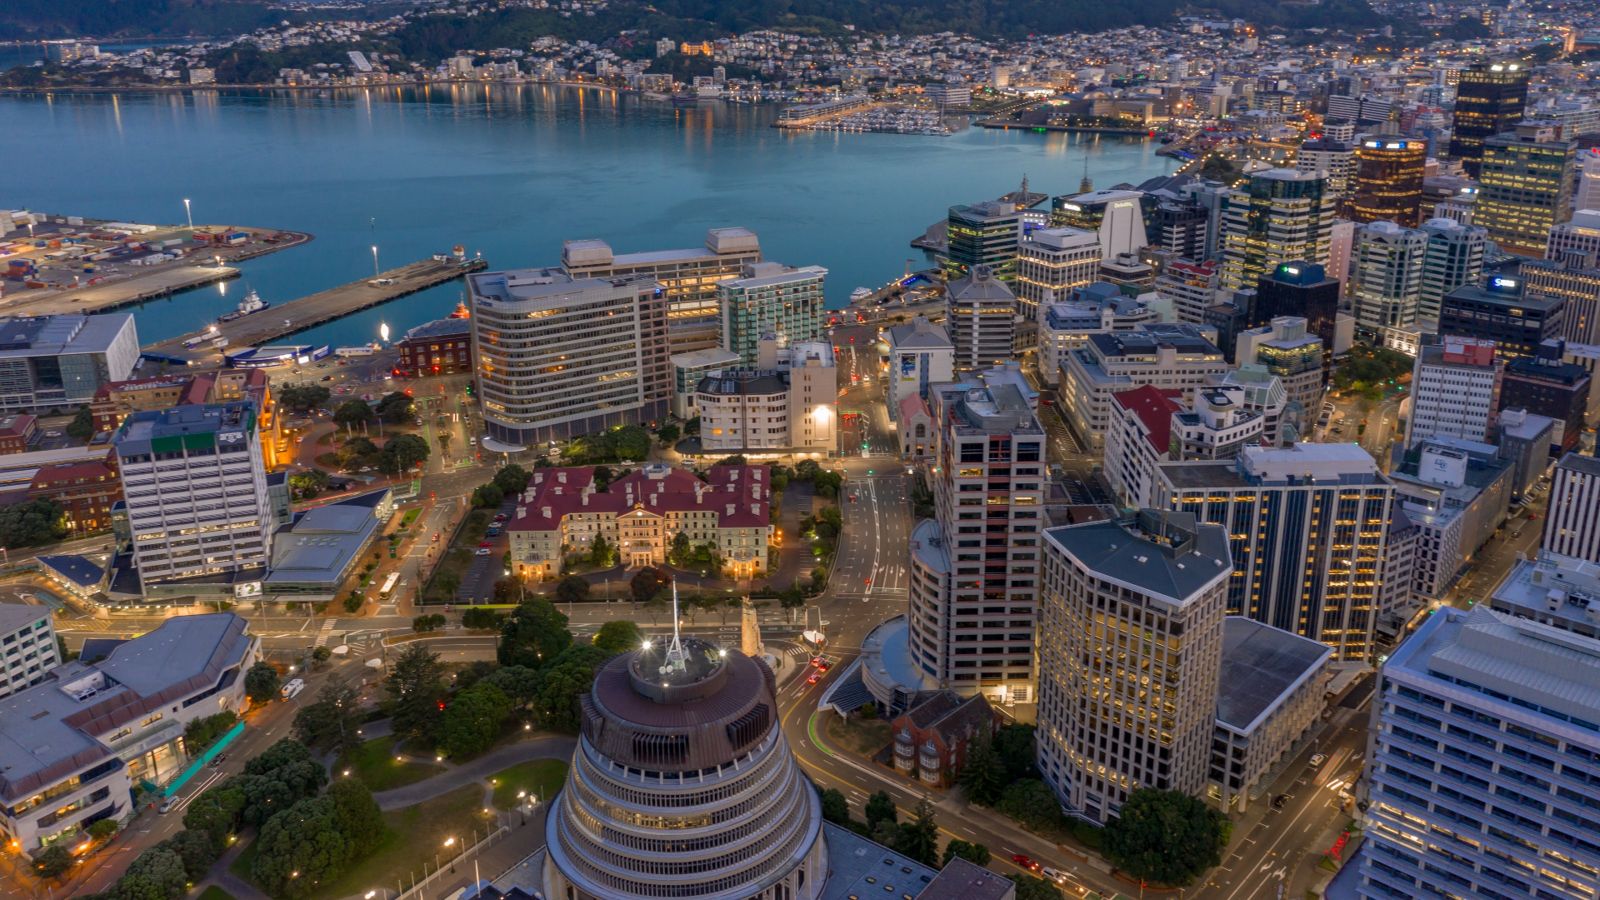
1309,753,1328,768
475,547,491,556
280,678,305,701
158,796,178,814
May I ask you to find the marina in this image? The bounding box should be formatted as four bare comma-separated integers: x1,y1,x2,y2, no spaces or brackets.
143,255,487,362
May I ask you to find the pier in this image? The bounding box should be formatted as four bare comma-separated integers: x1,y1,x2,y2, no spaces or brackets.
144,256,488,359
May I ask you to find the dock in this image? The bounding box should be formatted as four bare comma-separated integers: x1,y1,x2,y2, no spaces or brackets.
144,256,488,358
2,263,242,318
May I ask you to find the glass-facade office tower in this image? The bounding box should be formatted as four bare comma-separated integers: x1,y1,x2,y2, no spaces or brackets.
1446,62,1530,177
1419,218,1487,323
1221,169,1336,291
1037,511,1230,824
1477,123,1578,257
717,262,827,367
943,200,1029,281
1348,138,1428,228
1353,221,1428,334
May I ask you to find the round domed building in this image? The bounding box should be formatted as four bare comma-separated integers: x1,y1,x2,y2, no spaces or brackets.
542,636,827,900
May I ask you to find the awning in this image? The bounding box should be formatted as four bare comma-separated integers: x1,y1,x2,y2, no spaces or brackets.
819,658,873,715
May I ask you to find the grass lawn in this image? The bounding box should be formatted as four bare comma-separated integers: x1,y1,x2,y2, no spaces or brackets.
314,784,494,900
196,887,237,900
488,759,569,810
227,835,258,881
337,735,444,791
823,711,892,758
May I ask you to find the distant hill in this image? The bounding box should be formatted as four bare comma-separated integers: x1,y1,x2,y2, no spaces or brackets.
0,0,284,40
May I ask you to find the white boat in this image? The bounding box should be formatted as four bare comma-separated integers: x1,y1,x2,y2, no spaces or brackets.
850,286,873,303
217,288,270,323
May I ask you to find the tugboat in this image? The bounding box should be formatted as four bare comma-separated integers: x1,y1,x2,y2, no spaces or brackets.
449,297,471,319
217,289,269,323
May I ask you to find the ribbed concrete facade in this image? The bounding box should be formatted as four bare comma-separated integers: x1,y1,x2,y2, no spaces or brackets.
544,641,826,900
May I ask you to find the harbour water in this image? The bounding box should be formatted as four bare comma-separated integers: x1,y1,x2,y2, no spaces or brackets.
0,84,1175,348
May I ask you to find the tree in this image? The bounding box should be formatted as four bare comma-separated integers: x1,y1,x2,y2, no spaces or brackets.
289,468,330,499
87,818,119,840
33,844,73,879
630,566,670,605
251,796,353,899
438,681,513,758
941,839,991,867
66,405,96,441
485,664,542,715
819,787,851,826
958,729,1007,806
994,723,1039,781
498,597,572,668
1102,788,1228,886
864,790,898,830
183,710,238,755
593,620,645,655
588,532,616,567
293,682,363,756
996,779,1066,832
554,574,590,606
183,785,246,851
1013,875,1065,900
245,662,281,704
384,433,430,472
462,607,505,629
343,592,364,613
385,644,448,745
0,498,67,547
657,423,680,444
613,424,651,460
374,391,416,424
667,530,692,567
336,435,379,469
327,778,385,848
534,643,608,732
277,383,332,414
333,398,374,429
160,828,221,882
893,798,939,866
412,613,445,633
114,846,188,900
312,645,333,665
472,482,505,508
492,464,531,496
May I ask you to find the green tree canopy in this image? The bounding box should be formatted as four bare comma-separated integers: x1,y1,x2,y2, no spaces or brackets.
327,777,385,848
1102,788,1229,886
66,405,96,441
1013,875,1065,900
958,729,1006,805
438,681,514,758
554,574,590,606
384,643,448,745
277,383,331,414
630,566,670,604
183,784,246,850
333,398,374,429
941,839,991,867
472,482,505,508
864,790,898,830
160,827,220,882
819,787,851,826
592,620,645,655
32,843,72,879
374,391,416,424
114,846,188,899
0,498,67,547
893,798,939,865
492,463,531,496
251,795,353,899
534,643,608,732
384,432,430,472
498,597,573,668
292,682,363,756
996,778,1066,833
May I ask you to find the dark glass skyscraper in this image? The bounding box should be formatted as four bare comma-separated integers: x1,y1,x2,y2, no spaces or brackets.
1347,138,1427,227
1447,62,1530,177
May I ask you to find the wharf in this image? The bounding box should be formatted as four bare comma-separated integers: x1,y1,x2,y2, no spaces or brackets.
2,263,241,317
144,256,487,359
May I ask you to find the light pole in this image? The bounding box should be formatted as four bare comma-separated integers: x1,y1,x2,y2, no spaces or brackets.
371,244,380,279
183,198,193,230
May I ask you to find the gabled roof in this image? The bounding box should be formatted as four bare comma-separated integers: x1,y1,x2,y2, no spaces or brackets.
509,464,771,532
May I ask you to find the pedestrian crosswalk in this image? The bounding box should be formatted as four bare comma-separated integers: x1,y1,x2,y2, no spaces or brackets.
312,618,337,648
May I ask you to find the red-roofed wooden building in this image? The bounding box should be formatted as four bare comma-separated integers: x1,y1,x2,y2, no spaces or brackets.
507,463,773,580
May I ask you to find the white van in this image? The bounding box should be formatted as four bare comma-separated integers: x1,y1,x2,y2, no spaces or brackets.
280,678,306,701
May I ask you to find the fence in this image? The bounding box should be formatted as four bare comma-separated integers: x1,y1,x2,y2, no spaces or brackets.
393,822,511,900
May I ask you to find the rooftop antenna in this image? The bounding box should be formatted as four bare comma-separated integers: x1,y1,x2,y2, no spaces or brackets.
660,579,687,676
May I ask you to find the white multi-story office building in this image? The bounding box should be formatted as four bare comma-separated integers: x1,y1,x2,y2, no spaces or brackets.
1406,337,1502,449
1049,189,1148,261
114,402,273,586
905,383,1046,706
1036,283,1161,386
1547,209,1600,263
1104,386,1184,509
0,314,140,414
1360,605,1600,900
884,317,954,422
1037,511,1231,824
0,604,58,699
1353,221,1428,336
1391,440,1514,599
1154,443,1393,660
945,265,1018,371
562,227,761,353
1170,387,1267,461
469,268,670,448
1544,452,1600,565
669,347,741,419
1234,317,1325,422
718,262,828,367
1014,226,1102,320
695,341,837,453
1155,258,1224,325
0,614,257,857
1419,218,1487,324
1295,138,1356,201
1060,323,1231,449
1577,150,1600,212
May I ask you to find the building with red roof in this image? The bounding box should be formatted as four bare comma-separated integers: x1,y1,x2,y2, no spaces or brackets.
26,454,120,536
1104,386,1183,509
507,463,773,580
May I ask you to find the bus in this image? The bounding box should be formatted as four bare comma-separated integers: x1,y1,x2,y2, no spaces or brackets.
378,572,401,600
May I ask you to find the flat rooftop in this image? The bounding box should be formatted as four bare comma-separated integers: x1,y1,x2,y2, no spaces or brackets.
113,401,255,455
468,268,652,304
1045,510,1232,604
0,313,134,359
817,821,938,900
1217,617,1332,733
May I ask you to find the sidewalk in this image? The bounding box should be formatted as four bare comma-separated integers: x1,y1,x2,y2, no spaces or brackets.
372,735,575,811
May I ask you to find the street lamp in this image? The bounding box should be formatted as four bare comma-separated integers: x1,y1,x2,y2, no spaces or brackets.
183,198,193,230
371,244,380,279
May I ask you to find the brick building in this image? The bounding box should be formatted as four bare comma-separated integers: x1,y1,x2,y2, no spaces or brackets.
393,318,473,378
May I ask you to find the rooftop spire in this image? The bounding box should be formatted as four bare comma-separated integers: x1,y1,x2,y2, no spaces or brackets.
662,579,687,676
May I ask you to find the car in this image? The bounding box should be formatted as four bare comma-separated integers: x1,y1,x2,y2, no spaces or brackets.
475,547,491,556
810,656,824,668
158,796,178,814
322,375,335,381
209,754,227,768
1272,793,1289,809
816,659,831,672
280,678,305,701
432,533,441,543
1309,753,1328,768
479,541,492,548
806,672,820,685
848,493,858,502
1041,867,1069,885
1011,854,1040,873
